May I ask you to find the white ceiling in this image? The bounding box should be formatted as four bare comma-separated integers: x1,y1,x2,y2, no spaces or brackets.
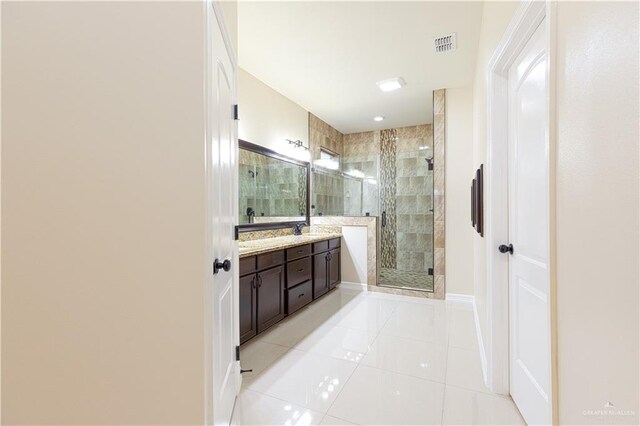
238,1,483,134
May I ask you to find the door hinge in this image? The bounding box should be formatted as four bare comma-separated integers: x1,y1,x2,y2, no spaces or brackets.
234,225,240,241
233,104,239,121
428,268,434,276
235,345,240,361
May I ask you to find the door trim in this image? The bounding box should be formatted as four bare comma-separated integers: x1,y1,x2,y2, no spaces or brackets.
485,0,557,423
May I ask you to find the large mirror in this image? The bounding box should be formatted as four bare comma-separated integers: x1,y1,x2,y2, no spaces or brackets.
238,140,310,231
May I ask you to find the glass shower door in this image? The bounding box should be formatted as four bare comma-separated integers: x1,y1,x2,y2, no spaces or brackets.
378,128,434,292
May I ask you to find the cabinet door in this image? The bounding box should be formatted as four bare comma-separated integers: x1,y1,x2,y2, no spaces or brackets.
313,252,329,299
239,274,257,344
257,266,285,333
328,248,341,289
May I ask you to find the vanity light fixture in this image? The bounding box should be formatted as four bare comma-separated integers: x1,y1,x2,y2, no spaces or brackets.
376,77,406,92
373,116,385,122
286,139,309,150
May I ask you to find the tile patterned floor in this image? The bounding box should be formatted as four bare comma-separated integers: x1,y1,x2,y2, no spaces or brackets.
379,268,434,292
232,285,525,426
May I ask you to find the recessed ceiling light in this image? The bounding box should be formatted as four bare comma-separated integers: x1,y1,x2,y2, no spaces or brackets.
374,116,385,122
376,77,406,92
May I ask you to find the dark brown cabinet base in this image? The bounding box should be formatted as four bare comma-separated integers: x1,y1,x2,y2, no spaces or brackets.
240,237,341,345
256,266,285,332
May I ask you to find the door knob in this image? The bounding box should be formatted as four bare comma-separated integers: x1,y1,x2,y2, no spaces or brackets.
213,258,232,274
498,244,514,254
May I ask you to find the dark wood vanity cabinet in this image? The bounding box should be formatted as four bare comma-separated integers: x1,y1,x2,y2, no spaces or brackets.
239,274,257,343
239,252,286,344
256,266,285,332
313,243,341,298
239,237,341,344
313,252,329,298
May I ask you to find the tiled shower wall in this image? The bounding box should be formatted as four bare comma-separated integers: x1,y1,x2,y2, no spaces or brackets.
309,113,343,160
309,114,345,216
341,125,435,273
343,132,380,216
432,89,446,297
394,125,434,274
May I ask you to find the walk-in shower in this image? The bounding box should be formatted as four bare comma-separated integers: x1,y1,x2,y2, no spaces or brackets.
311,124,435,292
378,127,435,292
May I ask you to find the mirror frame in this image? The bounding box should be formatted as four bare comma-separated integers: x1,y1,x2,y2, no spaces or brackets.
236,139,311,234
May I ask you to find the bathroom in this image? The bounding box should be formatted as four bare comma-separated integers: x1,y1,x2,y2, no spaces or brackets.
232,2,482,424
237,75,446,298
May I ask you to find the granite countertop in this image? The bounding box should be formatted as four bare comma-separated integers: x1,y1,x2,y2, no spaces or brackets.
238,233,342,258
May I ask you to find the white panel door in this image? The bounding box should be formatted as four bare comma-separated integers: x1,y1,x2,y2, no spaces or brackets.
507,21,552,425
208,2,238,425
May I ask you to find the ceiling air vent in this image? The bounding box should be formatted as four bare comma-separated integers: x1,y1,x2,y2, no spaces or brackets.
433,33,457,53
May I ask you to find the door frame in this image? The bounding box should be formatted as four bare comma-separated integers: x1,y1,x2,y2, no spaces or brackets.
204,0,239,424
485,0,557,422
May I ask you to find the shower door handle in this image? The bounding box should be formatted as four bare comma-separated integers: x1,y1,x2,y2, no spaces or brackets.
381,211,386,227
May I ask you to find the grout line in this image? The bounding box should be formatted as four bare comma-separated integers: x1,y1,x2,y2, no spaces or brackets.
323,295,397,418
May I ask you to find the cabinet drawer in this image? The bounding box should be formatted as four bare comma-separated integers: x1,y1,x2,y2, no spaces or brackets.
329,238,341,250
239,256,256,276
313,240,329,253
286,257,312,288
287,280,313,315
286,244,311,261
257,250,284,270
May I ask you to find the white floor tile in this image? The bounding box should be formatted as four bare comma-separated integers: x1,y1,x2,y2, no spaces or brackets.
448,308,479,351
247,349,358,413
380,300,449,346
319,415,357,425
328,365,445,425
232,287,526,426
294,322,377,363
361,333,447,382
442,385,525,425
445,347,490,394
326,297,397,332
231,389,323,426
257,313,326,348
240,340,290,386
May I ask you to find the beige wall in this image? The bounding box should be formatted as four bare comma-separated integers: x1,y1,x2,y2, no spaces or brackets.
238,68,309,161
445,86,474,296
555,2,639,423
471,0,519,363
2,2,213,423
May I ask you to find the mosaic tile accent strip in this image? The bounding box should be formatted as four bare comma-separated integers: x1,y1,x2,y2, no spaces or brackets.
379,128,398,269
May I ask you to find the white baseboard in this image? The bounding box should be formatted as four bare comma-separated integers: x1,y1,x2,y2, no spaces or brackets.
473,300,488,385
339,281,368,290
445,293,474,304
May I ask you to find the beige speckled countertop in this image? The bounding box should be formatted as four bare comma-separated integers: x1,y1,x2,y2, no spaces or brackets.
238,233,342,258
